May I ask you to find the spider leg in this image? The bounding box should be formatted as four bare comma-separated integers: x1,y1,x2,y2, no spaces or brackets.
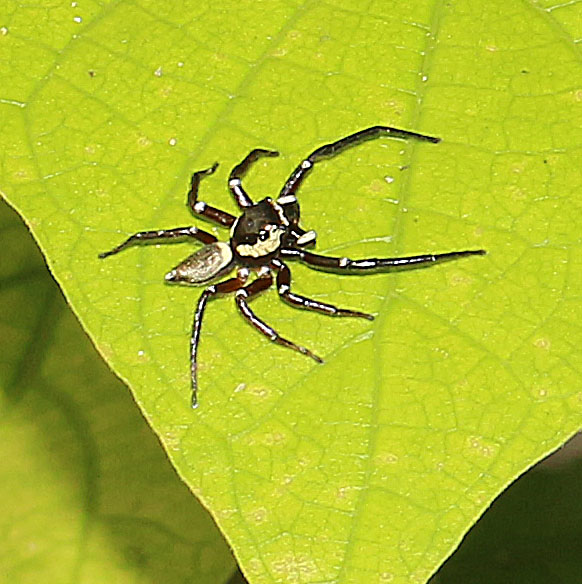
278,125,440,200
191,273,248,408
235,272,323,364
280,248,486,273
99,226,217,259
229,148,280,209
188,163,236,228
273,259,373,320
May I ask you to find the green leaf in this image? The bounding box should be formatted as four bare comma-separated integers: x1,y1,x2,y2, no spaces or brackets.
0,199,235,582
2,1,582,583
433,441,582,584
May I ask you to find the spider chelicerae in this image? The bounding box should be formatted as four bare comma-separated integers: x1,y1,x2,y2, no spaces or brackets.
100,126,486,407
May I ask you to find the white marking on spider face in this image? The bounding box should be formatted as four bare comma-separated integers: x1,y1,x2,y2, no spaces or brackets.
301,160,312,169
236,224,283,258
277,194,297,205
238,267,250,279
194,201,206,213
297,230,317,245
230,217,240,238
257,266,271,277
339,257,349,267
271,201,289,226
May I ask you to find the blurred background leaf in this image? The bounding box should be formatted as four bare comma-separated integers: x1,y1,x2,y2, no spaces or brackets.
2,0,582,583
0,199,235,582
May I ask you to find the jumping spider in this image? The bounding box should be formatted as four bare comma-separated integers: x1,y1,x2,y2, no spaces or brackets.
100,126,485,407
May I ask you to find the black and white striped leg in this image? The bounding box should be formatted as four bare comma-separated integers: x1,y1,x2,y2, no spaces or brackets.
274,260,373,320
281,248,486,274
191,273,248,408
228,148,280,209
187,163,236,228
235,274,324,364
279,125,441,199
99,226,217,259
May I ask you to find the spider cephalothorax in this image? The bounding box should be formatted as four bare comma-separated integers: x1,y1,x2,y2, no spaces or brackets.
230,197,316,263
231,199,289,261
100,126,486,407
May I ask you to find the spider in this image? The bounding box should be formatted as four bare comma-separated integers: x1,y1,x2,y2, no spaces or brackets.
99,126,486,408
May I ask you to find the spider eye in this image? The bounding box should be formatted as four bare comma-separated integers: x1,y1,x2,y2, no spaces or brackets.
258,230,269,241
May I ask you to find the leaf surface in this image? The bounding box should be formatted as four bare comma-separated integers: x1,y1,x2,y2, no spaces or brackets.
433,440,582,583
2,1,582,582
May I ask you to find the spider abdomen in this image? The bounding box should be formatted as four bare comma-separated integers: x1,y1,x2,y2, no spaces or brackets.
165,242,233,284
